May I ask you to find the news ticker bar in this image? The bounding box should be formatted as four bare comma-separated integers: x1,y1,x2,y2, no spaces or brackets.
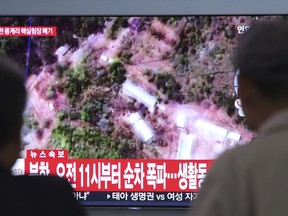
12,158,213,192
12,150,214,192
34,160,212,192
74,191,198,206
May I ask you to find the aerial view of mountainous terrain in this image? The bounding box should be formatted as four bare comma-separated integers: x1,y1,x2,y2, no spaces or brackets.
2,16,279,159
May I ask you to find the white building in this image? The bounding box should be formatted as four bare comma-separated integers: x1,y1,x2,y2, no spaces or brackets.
195,119,241,154
176,132,196,159
128,112,154,143
122,80,157,112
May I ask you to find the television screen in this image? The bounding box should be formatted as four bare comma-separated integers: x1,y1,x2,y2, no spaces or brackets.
3,15,279,206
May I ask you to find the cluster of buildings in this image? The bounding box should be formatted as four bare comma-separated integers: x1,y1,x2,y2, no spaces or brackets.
121,79,241,159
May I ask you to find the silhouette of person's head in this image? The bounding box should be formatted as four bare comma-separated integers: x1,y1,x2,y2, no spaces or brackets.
0,57,27,170
234,19,288,131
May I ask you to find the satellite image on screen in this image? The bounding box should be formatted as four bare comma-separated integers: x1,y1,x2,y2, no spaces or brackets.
2,16,277,159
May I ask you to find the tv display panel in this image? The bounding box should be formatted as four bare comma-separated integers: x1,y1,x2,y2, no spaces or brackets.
2,15,278,206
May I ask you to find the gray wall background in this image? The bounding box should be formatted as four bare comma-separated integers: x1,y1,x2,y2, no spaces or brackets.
1,0,288,215
0,0,288,15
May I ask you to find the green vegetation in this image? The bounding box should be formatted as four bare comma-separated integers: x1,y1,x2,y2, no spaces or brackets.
188,74,214,102
38,37,57,65
172,53,190,74
46,86,56,99
79,100,105,123
56,110,79,121
224,25,237,39
92,62,127,87
208,46,225,58
170,22,203,74
76,17,106,37
150,73,184,102
51,124,144,159
108,62,127,84
170,17,221,75
158,16,182,26
53,59,131,159
23,114,39,130
213,91,236,117
118,34,133,64
63,64,89,104
137,17,153,32
0,36,28,68
119,48,133,64
107,17,129,39
151,29,165,40
0,38,8,56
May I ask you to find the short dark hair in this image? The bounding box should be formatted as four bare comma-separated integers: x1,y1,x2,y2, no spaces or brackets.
234,19,288,98
0,57,27,148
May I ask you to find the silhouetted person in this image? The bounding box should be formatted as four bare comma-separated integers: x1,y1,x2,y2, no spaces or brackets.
0,57,86,216
191,19,288,216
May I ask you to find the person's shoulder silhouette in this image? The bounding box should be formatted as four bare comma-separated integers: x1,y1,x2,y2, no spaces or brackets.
0,57,86,216
191,19,288,216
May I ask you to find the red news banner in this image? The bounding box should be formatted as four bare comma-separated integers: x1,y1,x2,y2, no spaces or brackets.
0,26,56,36
25,150,213,192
